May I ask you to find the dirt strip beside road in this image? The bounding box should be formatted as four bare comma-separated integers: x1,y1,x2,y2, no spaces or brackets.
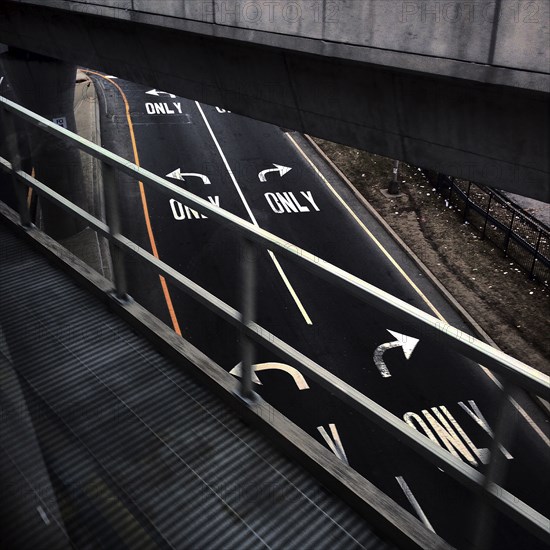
311,138,549,376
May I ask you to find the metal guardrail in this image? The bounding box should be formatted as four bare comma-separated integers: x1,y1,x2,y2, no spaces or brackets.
433,175,550,285
1,94,549,548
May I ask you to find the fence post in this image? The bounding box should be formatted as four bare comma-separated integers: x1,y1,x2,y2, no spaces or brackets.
103,162,128,300
482,192,493,240
529,229,543,280
239,237,257,401
472,382,517,550
463,182,472,222
387,160,400,195
504,212,515,256
0,106,31,227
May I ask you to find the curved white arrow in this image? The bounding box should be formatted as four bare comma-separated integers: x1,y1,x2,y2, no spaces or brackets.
374,330,419,378
166,168,211,185
146,88,176,98
258,164,292,183
230,362,309,390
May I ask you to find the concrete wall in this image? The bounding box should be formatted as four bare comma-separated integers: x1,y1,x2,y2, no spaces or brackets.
0,1,548,201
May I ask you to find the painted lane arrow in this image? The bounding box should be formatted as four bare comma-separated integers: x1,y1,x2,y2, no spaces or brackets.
258,164,292,183
317,424,349,465
146,88,176,98
230,362,310,390
166,168,211,185
373,330,420,378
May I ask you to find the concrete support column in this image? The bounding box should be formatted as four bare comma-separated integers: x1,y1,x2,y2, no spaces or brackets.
1,48,85,239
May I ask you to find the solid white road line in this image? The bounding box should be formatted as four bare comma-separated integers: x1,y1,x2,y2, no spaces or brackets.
195,102,313,325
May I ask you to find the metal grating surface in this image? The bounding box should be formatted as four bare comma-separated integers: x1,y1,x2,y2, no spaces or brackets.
0,223,395,550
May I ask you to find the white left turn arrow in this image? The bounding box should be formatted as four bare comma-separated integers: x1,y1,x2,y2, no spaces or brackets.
373,330,419,378
258,164,292,182
230,362,309,390
166,168,211,185
146,89,176,98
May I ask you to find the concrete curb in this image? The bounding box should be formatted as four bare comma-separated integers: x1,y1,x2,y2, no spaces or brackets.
302,134,550,417
73,69,112,280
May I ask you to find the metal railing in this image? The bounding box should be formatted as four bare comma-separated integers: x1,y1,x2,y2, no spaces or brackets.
1,94,549,548
432,175,550,285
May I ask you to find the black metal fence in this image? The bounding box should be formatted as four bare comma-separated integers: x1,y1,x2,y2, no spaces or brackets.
433,175,549,285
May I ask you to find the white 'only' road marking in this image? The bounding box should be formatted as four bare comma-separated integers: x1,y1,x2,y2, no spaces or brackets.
194,101,313,325
395,476,436,533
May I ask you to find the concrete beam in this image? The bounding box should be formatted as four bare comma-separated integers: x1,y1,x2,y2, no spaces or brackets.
0,1,548,201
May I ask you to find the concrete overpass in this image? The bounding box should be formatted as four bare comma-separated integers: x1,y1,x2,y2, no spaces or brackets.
0,0,548,201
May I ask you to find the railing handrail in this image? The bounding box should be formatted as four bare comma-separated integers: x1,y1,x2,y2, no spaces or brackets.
1,94,548,545
1,94,546,398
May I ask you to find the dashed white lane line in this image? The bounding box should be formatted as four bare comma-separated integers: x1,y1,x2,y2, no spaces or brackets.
286,133,550,448
194,101,313,325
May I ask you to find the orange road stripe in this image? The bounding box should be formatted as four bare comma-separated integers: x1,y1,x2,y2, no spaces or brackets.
84,70,182,335
27,168,35,207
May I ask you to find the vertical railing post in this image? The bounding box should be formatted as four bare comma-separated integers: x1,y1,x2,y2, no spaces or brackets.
482,192,493,240
463,182,472,222
504,211,515,256
387,160,400,195
530,229,542,280
239,237,257,401
0,105,31,227
472,382,517,550
103,162,128,300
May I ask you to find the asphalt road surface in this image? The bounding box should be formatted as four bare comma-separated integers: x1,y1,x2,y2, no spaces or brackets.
62,73,550,548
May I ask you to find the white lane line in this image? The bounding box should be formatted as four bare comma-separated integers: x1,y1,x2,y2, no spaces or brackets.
395,476,436,533
194,101,313,325
37,505,50,526
287,133,550,448
480,367,550,447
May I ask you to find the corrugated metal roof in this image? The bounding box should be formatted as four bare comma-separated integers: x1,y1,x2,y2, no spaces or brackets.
0,223,395,549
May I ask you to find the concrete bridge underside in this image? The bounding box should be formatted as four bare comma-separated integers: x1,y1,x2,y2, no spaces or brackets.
0,1,548,201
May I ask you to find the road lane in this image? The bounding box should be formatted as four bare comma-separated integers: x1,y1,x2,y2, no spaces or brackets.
89,74,549,549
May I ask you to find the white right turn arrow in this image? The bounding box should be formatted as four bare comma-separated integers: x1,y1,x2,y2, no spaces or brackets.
373,330,419,378
258,164,292,182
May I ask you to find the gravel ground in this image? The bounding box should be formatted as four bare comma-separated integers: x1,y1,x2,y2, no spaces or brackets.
312,138,549,376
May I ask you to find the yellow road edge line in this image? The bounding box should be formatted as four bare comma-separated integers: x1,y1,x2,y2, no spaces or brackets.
286,133,550,447
286,132,444,321
84,70,182,336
